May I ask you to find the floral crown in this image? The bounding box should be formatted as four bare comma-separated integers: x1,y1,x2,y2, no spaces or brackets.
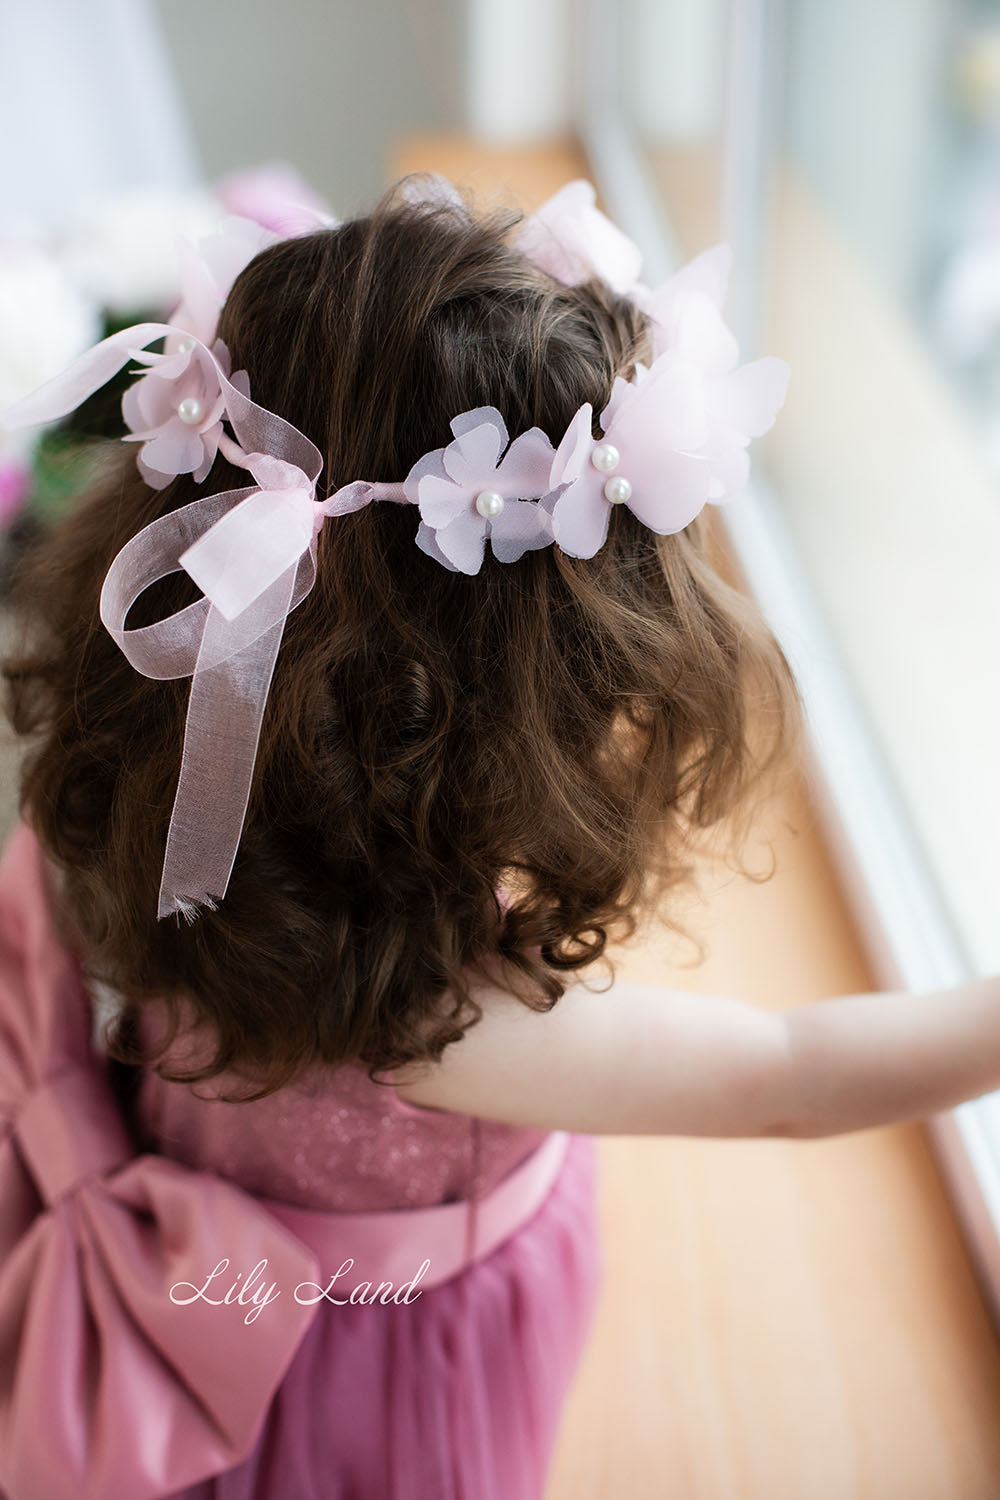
0,178,788,922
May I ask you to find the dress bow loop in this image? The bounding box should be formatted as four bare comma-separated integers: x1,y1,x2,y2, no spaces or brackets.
0,823,322,1500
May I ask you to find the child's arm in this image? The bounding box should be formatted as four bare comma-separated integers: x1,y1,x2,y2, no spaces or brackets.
384,974,1000,1138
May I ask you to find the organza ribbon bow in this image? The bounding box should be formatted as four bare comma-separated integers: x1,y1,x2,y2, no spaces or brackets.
3,323,406,919
0,821,324,1500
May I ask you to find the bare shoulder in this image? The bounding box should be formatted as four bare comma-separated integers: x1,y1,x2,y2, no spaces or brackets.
383,972,619,1129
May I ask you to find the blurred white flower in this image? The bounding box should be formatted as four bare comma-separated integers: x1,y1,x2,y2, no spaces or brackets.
58,186,224,315
0,240,102,466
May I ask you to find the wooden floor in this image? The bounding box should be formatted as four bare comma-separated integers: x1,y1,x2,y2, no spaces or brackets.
390,137,1000,1498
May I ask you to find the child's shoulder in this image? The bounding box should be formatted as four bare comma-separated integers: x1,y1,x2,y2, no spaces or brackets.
384,969,621,1131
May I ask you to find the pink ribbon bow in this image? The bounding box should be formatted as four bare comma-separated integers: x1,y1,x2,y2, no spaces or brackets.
3,322,406,919
0,821,323,1500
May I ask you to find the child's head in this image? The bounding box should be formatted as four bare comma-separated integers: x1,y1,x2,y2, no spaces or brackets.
3,176,803,1099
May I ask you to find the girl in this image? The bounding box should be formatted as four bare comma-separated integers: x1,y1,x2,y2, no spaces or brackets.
0,176,998,1500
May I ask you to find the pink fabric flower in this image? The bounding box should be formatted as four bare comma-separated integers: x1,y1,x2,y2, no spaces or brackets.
633,243,734,338
120,340,234,489
118,217,276,489
515,198,788,515
169,216,279,348
548,355,711,560
637,247,789,504
515,180,643,295
215,164,337,238
404,407,557,575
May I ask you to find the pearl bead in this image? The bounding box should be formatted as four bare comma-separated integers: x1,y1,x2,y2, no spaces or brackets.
604,475,632,505
177,396,204,426
591,442,620,474
475,489,504,519
176,337,195,354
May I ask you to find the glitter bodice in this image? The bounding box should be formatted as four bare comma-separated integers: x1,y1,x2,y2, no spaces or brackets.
132,999,550,1212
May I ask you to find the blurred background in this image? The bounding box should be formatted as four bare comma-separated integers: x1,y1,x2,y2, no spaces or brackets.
7,1,1000,1490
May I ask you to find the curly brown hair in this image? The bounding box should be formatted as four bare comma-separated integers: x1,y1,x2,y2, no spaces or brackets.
2,176,805,1102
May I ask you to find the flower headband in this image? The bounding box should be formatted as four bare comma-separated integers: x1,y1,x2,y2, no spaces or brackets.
0,179,789,921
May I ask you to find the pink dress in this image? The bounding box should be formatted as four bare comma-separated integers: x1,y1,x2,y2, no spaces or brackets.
0,821,603,1500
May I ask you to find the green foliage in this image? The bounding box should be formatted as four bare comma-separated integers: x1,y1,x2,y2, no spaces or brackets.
24,428,109,524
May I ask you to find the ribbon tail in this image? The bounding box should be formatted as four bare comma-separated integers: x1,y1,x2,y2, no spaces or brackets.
157,561,298,921
0,322,177,430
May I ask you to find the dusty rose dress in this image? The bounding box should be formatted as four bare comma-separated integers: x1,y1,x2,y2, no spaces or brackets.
0,821,603,1500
